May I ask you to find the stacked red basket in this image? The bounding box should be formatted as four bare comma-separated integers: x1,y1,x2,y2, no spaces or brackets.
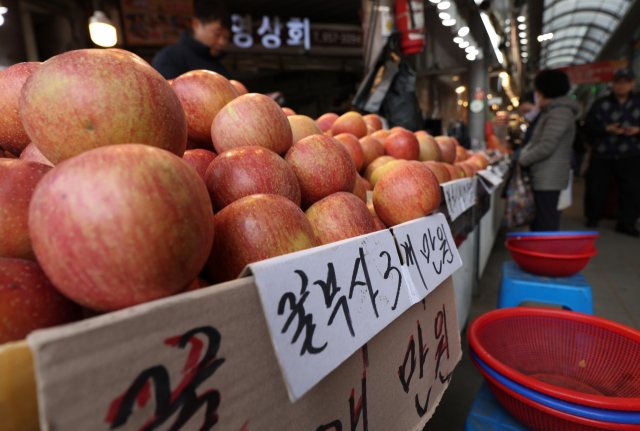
468,308,640,431
505,231,599,277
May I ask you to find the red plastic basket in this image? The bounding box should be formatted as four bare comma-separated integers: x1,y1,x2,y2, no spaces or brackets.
505,242,597,277
506,235,598,255
468,308,640,411
471,355,640,431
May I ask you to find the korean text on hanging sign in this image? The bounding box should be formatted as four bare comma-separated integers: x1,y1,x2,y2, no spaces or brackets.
441,177,477,221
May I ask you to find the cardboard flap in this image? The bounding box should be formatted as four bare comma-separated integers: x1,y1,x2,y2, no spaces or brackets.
27,273,461,431
0,340,38,431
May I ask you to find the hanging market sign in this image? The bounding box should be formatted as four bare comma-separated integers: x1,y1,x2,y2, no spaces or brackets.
120,0,193,46
231,14,362,51
558,60,628,86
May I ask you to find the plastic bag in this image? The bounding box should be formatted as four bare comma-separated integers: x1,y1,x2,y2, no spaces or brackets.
503,164,535,228
353,35,422,131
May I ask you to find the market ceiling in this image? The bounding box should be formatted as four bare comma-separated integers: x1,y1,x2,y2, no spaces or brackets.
226,0,361,25
540,0,633,68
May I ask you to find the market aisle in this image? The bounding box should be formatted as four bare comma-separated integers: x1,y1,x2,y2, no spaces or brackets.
423,178,640,431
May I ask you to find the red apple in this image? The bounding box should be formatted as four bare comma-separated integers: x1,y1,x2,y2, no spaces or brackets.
230,79,248,95
443,163,460,180
0,160,52,261
19,142,53,166
282,107,297,117
435,136,456,164
305,192,376,245
363,155,396,181
0,62,41,156
182,149,217,180
372,217,386,231
390,126,409,134
205,146,301,211
183,277,210,292
19,49,187,164
0,258,83,344
352,174,367,203
450,137,460,147
383,130,420,160
414,130,430,138
333,133,364,172
468,154,490,170
288,115,323,144
212,93,293,155
371,129,390,143
367,124,375,135
457,162,474,178
417,134,441,162
455,146,469,162
362,176,372,191
28,144,214,311
363,114,383,131
360,136,385,172
206,194,317,283
423,161,450,184
370,159,408,188
172,70,238,149
331,112,368,138
316,113,338,132
373,163,441,227
284,134,357,208
367,201,377,218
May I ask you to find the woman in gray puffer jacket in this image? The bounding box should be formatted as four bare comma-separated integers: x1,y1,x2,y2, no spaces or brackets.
520,69,579,231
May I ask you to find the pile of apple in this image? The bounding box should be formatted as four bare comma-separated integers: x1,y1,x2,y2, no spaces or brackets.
0,48,489,344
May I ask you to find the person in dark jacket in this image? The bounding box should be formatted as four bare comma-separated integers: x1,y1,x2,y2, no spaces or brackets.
519,70,578,232
584,70,640,237
153,1,231,79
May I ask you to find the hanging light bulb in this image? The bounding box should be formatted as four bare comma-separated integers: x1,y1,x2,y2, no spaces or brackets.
89,9,117,47
0,3,7,27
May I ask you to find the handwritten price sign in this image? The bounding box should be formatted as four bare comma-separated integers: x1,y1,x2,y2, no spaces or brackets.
248,229,417,401
441,177,477,221
390,213,463,298
477,169,503,194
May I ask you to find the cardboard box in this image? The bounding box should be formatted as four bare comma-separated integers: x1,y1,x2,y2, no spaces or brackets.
18,275,461,431
0,278,462,431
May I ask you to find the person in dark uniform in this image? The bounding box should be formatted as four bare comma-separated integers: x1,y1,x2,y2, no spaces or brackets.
153,1,231,79
584,70,640,237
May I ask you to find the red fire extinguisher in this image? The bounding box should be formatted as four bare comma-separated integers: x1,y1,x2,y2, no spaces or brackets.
394,0,425,55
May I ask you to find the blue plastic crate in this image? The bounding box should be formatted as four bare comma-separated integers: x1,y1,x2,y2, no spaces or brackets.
497,261,593,314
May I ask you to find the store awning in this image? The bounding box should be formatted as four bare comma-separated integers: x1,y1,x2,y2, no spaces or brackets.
540,0,633,68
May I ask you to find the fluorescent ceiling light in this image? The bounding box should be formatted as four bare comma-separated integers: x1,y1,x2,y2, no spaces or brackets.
453,37,463,43
466,53,476,60
439,12,451,19
465,46,475,52
442,19,456,26
481,13,504,65
456,86,466,93
521,39,528,44
518,24,526,30
517,16,526,22
521,52,528,57
438,1,451,9
459,41,470,48
519,32,527,38
458,26,470,36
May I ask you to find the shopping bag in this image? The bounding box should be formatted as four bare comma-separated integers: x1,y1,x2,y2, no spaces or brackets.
353,35,422,131
503,164,535,228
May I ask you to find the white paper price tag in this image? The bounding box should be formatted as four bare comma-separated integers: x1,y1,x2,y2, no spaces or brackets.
246,229,417,402
441,177,477,221
390,214,463,298
477,169,503,194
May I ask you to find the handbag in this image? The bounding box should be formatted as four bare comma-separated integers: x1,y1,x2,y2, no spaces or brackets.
503,164,535,228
